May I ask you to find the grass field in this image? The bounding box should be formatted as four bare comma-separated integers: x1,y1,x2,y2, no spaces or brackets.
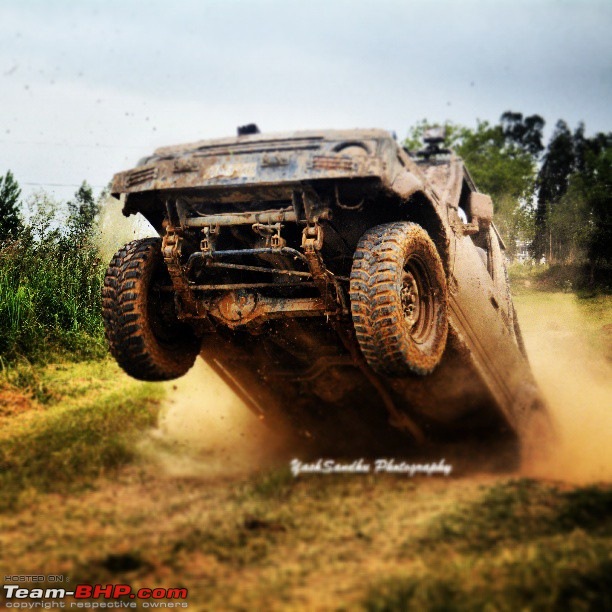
0,290,610,610
0,360,163,512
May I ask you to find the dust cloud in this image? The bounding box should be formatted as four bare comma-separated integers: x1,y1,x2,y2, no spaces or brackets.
96,194,155,263
141,359,288,479
517,293,612,484
141,292,611,483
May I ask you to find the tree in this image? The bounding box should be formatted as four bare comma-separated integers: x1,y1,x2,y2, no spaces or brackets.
533,122,610,267
564,132,612,268
452,120,537,204
403,117,538,203
0,170,23,241
548,183,592,264
67,181,100,241
533,120,575,260
537,121,575,204
500,111,545,158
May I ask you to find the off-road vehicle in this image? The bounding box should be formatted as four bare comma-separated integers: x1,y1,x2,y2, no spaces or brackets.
103,125,549,450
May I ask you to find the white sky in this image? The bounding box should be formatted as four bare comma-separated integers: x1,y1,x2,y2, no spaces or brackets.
1,0,610,201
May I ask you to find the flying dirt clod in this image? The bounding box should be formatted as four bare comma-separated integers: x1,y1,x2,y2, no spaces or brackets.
101,125,551,454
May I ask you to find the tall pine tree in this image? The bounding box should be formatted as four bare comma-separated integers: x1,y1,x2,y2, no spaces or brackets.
0,170,23,241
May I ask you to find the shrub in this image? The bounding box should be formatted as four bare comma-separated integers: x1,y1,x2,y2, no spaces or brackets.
0,189,106,363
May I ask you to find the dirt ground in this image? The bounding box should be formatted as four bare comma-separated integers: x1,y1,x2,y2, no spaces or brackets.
0,291,610,610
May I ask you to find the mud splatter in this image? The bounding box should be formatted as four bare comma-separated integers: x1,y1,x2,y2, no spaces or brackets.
516,293,612,484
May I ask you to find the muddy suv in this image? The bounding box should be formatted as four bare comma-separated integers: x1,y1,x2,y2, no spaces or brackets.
103,126,548,448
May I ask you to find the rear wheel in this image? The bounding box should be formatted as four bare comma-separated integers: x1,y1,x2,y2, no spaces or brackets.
349,222,448,376
102,238,200,381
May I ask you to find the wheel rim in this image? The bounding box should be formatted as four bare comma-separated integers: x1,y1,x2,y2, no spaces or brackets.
401,256,435,344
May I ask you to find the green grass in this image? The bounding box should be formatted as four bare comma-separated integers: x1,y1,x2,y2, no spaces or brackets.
248,465,296,500
0,359,163,512
508,261,612,295
363,543,611,612
169,514,289,568
417,479,612,552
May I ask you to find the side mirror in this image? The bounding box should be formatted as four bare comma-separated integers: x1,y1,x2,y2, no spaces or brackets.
467,193,493,230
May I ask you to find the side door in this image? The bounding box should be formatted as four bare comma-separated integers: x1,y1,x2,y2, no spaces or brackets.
448,189,527,429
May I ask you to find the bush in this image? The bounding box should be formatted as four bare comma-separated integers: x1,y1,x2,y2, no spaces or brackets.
0,190,106,363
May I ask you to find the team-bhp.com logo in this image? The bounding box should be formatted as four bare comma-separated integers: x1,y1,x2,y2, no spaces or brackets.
3,584,188,608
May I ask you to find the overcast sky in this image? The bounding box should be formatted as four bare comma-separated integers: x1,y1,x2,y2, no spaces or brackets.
1,0,610,200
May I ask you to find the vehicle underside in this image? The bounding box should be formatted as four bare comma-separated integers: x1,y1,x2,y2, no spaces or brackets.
102,128,551,456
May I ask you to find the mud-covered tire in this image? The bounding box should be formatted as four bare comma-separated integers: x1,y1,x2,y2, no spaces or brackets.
349,222,448,376
102,238,200,381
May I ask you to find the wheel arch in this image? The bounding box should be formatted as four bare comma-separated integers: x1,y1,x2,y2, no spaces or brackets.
401,190,451,276
354,187,451,277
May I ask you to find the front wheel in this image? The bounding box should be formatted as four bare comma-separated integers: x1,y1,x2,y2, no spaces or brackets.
349,222,448,376
102,238,200,381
